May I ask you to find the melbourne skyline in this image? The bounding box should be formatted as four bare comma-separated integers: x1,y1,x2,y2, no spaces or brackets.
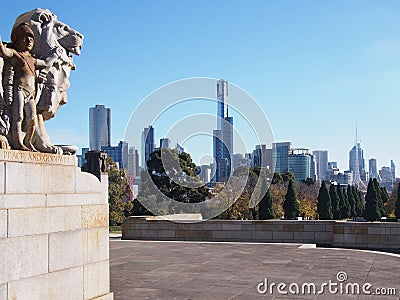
1,1,400,175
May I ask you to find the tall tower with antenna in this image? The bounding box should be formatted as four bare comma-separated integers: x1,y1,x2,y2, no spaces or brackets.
352,125,361,188
213,79,233,182
350,125,366,190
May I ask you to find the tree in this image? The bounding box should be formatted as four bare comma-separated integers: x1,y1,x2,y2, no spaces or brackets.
296,181,319,219
282,172,295,183
329,184,341,219
271,172,284,185
269,182,286,218
355,187,365,217
372,178,386,217
347,185,357,219
107,157,133,226
303,177,316,186
145,149,211,204
233,166,259,202
213,176,252,220
283,180,299,218
381,186,389,204
317,181,333,220
214,166,260,220
363,178,381,221
337,185,350,219
259,184,275,220
395,183,400,220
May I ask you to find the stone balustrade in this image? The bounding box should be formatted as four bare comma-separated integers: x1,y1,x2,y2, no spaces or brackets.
122,216,400,252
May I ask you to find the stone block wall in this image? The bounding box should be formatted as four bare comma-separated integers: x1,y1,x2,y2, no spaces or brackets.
122,217,400,251
0,150,113,300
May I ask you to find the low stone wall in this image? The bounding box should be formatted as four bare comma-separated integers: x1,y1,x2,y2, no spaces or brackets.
0,150,113,300
122,217,400,251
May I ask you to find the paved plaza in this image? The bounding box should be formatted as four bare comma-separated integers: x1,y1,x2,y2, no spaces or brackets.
110,238,400,299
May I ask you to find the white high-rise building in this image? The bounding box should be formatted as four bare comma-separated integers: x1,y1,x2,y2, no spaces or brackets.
312,150,328,182
89,105,111,150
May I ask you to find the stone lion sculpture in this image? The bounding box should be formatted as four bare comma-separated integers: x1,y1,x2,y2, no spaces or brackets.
0,8,83,154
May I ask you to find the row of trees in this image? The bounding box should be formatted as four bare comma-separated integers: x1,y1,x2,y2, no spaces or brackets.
258,175,400,222
104,148,400,224
316,181,364,220
363,178,387,221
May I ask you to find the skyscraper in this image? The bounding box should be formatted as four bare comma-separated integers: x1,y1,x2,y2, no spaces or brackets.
309,154,317,181
272,142,291,174
288,148,312,182
89,105,111,150
128,147,140,177
349,142,366,183
159,138,171,149
213,129,224,182
312,150,328,182
213,79,234,182
101,141,128,169
252,144,273,169
391,160,396,182
141,125,154,168
369,158,377,180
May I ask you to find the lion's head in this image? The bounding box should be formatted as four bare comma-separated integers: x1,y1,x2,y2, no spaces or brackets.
13,8,84,120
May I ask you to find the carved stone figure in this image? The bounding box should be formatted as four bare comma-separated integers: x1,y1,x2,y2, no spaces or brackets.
0,8,83,154
0,23,53,151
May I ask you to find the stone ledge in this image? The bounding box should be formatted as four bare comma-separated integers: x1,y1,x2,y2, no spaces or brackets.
122,217,400,251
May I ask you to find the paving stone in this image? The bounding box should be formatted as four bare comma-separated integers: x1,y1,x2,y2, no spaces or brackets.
110,240,400,300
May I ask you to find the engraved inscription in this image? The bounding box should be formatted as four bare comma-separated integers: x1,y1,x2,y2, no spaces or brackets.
0,149,76,165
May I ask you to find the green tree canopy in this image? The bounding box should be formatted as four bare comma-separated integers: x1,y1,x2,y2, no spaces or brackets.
364,178,381,221
283,180,299,218
145,149,211,205
337,185,350,219
259,177,275,220
106,157,133,226
355,187,365,217
329,184,341,219
303,177,316,186
372,178,386,217
317,181,333,220
272,172,284,184
395,183,400,220
381,186,389,203
347,185,357,219
282,172,295,183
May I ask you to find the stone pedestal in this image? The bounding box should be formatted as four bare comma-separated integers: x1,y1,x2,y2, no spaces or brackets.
0,150,113,300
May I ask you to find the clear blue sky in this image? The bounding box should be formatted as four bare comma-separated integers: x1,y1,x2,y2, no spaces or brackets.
2,1,400,175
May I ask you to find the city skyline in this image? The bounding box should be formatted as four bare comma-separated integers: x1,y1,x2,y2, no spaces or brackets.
1,1,400,175
132,118,396,185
